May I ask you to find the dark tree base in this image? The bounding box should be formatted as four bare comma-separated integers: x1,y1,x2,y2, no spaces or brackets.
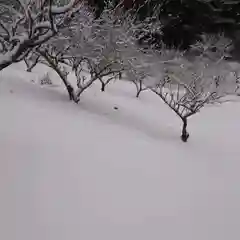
181,118,189,142
181,132,190,142
67,85,74,101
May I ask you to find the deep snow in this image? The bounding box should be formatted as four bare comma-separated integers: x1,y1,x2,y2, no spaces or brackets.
0,63,240,240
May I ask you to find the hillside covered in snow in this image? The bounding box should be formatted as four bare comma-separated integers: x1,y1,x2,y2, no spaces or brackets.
1,63,240,240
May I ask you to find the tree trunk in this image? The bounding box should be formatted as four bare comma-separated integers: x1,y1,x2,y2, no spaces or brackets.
38,50,76,102
101,82,105,92
24,59,31,72
181,117,189,142
0,61,12,72
136,89,141,98
66,85,74,101
52,67,75,101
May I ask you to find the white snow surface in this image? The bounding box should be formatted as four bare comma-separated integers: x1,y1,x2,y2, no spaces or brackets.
0,63,240,240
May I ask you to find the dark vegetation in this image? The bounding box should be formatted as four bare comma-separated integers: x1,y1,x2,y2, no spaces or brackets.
88,0,240,59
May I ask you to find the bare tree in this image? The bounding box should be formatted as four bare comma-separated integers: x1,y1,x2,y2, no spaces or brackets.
125,60,149,98
116,13,162,98
0,0,81,71
25,4,130,102
68,5,126,97
36,46,76,100
71,57,123,102
150,68,223,142
147,34,235,142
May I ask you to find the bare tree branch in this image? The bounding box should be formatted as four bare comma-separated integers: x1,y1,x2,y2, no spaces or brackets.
0,0,82,71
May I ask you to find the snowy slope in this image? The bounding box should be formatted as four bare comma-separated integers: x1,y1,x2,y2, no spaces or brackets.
0,63,240,240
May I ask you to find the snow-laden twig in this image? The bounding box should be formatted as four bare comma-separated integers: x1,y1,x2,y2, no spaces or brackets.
0,0,82,71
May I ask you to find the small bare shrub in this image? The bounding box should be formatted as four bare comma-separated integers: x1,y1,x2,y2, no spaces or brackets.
40,73,52,86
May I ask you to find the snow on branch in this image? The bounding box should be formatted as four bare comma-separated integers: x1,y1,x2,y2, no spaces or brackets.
25,4,130,101
144,34,236,142
0,0,82,71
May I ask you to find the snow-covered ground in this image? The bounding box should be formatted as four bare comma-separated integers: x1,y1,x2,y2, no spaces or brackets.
1,63,240,240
